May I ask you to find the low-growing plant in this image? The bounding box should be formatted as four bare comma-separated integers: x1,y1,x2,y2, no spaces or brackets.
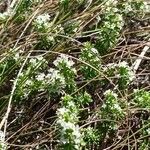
0,0,149,149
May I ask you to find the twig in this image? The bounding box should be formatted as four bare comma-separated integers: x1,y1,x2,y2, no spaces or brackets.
132,42,150,73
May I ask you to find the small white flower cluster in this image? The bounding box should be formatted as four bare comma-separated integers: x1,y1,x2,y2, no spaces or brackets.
29,56,47,67
124,2,133,12
101,90,124,120
133,89,150,108
104,89,118,99
58,119,82,149
53,54,74,68
97,2,124,50
121,0,149,14
91,48,99,54
16,53,75,98
43,24,64,44
104,61,130,70
15,56,48,98
0,130,6,150
34,13,50,29
102,1,120,18
49,61,76,91
53,54,75,69
104,61,135,83
34,68,66,93
103,90,121,111
46,68,65,86
101,0,118,12
36,73,45,81
82,47,100,62
19,67,66,97
104,0,118,6
57,105,83,149
118,61,135,82
80,43,101,79
103,9,124,31
56,95,84,149
0,131,5,143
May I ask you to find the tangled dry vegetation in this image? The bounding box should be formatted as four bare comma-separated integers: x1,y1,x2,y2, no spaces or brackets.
0,0,150,149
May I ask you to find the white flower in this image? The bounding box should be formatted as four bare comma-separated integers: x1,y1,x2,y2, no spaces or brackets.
47,36,55,42
63,122,75,131
72,125,80,136
57,107,69,116
0,130,7,149
36,14,50,24
46,68,65,86
73,27,78,32
67,101,75,107
113,103,122,111
30,58,37,64
35,13,50,28
53,54,75,68
118,61,135,81
0,130,5,142
72,127,81,143
133,89,139,93
104,61,135,82
104,89,111,95
36,73,45,81
57,118,82,147
25,80,32,86
119,61,128,68
57,119,75,131
104,90,118,99
91,48,98,54
105,0,117,6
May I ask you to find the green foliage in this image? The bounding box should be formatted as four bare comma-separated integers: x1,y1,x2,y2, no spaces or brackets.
82,127,100,145
76,91,93,105
99,90,125,131
96,9,123,54
80,42,101,80
133,90,150,108
54,54,77,93
13,0,32,22
57,95,84,150
0,0,149,149
103,61,135,90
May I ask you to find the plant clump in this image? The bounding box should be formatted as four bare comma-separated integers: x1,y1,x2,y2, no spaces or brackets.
0,0,149,149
